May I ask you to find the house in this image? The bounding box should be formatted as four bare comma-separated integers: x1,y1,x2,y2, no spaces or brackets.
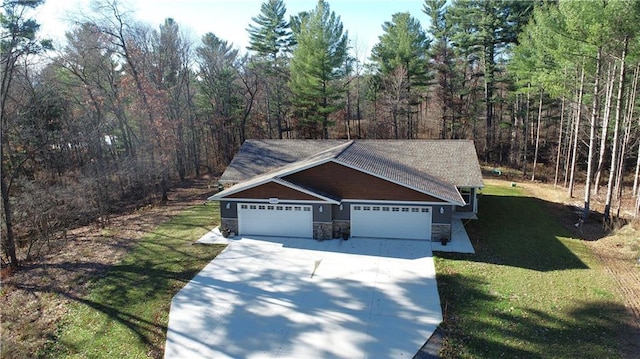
209,139,483,241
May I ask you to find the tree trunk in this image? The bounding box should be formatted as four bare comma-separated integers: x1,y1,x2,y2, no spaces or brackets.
622,65,639,197
569,64,586,198
484,42,495,162
633,139,640,196
554,96,566,187
509,93,520,167
615,114,632,218
531,88,543,182
594,63,616,196
605,38,628,220
523,85,531,177
0,19,19,269
583,47,602,222
636,186,640,218
0,170,18,269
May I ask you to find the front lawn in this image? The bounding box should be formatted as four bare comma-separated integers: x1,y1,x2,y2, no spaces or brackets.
436,183,630,358
51,203,225,359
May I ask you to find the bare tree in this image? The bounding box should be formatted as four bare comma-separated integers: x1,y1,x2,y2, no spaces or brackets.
383,65,409,139
553,95,566,187
593,62,616,196
604,38,628,221
531,88,543,181
568,64,586,198
583,47,602,221
1,0,52,268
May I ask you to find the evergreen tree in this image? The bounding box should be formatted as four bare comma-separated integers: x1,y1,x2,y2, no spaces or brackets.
196,33,242,162
448,0,534,159
1,0,52,269
371,12,429,138
289,0,348,139
424,0,463,139
247,0,292,60
371,12,429,84
247,0,293,138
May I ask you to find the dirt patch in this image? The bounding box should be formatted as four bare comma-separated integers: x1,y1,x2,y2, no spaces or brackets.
495,178,640,358
582,225,640,359
0,178,216,359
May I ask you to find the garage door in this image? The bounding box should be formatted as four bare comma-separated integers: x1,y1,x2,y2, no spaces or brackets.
350,205,431,240
238,203,313,238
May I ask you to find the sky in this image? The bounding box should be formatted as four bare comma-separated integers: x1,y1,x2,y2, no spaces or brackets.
32,0,431,59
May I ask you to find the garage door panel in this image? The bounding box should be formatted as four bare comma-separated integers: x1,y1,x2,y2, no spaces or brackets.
238,204,313,238
351,205,431,240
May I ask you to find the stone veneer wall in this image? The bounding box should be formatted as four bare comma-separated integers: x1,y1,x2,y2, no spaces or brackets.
332,220,351,238
314,222,333,240
221,218,238,234
431,223,451,242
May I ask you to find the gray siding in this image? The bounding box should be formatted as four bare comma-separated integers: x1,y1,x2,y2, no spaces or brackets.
220,201,237,219
432,205,453,224
314,203,332,222
457,187,478,212
332,203,350,220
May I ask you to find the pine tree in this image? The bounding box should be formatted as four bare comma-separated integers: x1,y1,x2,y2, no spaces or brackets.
247,0,292,60
289,0,348,139
448,0,534,160
1,0,52,269
371,12,429,139
247,0,293,138
424,0,462,139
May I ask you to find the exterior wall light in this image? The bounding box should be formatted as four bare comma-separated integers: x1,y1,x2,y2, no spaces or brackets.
440,207,445,214
319,205,323,213
226,202,231,209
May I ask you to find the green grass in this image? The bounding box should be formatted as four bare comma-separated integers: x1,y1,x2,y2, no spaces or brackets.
436,184,629,359
50,203,225,359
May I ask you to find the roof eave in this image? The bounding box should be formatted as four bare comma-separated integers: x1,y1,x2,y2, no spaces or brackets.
208,178,341,205
272,178,341,204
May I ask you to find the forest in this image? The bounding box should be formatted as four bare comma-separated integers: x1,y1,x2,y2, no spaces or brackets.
2,0,640,269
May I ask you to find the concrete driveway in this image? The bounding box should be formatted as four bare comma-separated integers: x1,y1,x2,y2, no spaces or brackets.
164,233,443,359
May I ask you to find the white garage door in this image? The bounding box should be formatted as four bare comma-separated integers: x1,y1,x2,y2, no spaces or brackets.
238,203,313,238
351,205,431,240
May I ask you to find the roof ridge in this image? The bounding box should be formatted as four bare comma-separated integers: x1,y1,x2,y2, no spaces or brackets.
304,140,352,162
334,139,354,158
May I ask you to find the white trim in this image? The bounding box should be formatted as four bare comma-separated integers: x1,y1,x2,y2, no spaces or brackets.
456,186,481,214
208,174,339,203
343,199,449,206
208,177,273,200
211,142,466,206
216,198,332,204
208,143,348,200
473,188,478,213
272,178,340,204
238,203,313,238
331,159,466,206
350,204,432,240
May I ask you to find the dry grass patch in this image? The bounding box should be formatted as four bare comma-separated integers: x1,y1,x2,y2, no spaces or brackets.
1,180,216,359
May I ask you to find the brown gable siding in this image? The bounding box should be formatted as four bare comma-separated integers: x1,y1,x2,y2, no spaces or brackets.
284,161,445,202
227,181,319,200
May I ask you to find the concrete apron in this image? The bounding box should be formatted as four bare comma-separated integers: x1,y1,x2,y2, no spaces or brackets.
165,235,443,359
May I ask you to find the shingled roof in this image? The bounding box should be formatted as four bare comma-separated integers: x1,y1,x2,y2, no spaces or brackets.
219,139,484,188
219,140,344,183
213,140,469,205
